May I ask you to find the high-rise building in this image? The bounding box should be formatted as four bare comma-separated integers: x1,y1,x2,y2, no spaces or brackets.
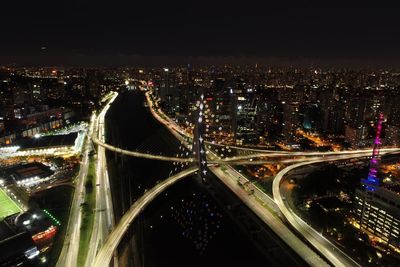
386,95,400,146
300,103,323,132
255,90,283,141
344,96,383,146
209,78,236,139
234,92,258,145
85,69,102,98
353,114,400,250
282,102,300,139
323,105,345,135
354,188,400,250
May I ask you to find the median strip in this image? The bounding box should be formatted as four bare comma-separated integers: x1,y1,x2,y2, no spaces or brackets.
77,154,96,266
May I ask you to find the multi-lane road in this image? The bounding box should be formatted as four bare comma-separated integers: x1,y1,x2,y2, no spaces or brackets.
91,135,194,163
57,92,118,267
209,164,330,266
91,126,400,165
141,90,400,267
272,153,398,267
56,113,96,267
143,91,332,266
93,166,199,267
85,92,118,267
62,89,400,267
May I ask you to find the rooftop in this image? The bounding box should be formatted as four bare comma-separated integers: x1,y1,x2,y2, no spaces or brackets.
5,162,53,182
15,132,78,151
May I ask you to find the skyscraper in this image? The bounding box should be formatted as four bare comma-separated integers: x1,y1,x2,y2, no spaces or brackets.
353,113,400,250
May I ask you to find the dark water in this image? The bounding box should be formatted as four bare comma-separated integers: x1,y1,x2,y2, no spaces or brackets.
105,91,299,267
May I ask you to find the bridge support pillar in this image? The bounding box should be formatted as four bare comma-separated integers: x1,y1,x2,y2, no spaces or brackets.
193,94,208,184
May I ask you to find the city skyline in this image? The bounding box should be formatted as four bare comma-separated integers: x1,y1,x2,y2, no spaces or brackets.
1,65,400,266
1,1,400,266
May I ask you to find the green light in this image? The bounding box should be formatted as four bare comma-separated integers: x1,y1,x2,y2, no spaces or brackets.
43,209,61,226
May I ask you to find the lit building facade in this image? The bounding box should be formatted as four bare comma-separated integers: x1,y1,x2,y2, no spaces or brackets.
353,113,400,250
354,187,400,249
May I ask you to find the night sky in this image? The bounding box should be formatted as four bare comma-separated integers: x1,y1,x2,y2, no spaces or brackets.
1,0,399,67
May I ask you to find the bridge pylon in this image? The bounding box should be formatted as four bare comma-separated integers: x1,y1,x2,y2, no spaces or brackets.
193,94,208,183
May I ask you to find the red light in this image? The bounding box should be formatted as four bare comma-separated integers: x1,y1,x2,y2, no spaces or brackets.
32,226,57,244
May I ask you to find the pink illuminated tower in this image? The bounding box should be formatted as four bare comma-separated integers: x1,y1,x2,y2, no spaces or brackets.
361,113,384,191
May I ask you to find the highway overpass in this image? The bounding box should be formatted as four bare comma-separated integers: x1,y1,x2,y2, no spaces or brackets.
93,167,198,267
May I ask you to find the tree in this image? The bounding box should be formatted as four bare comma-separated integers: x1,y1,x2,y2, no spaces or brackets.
85,179,93,193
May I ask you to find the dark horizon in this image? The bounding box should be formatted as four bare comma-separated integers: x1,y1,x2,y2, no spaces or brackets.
1,0,399,67
3,54,400,69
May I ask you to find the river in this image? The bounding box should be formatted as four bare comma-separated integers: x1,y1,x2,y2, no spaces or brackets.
104,90,304,267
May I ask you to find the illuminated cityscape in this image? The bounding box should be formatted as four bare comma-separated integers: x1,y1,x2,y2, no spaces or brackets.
354,114,400,256
1,1,400,267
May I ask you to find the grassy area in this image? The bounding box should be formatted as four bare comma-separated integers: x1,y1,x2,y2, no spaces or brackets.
9,184,29,204
0,188,22,219
252,179,273,197
77,154,97,266
254,195,278,218
37,186,74,266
